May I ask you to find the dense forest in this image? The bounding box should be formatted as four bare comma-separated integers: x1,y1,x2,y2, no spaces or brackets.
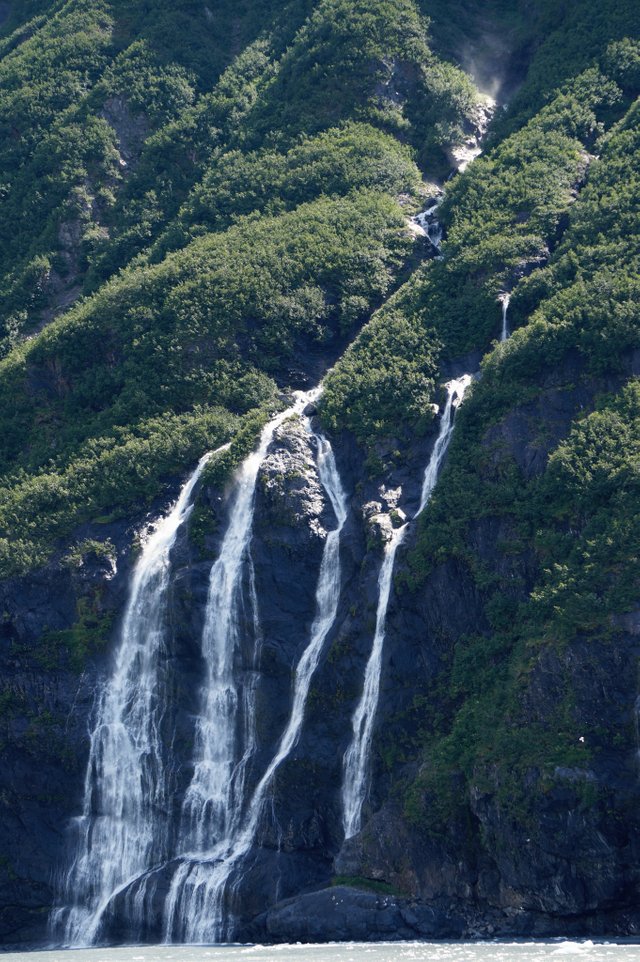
0,0,639,948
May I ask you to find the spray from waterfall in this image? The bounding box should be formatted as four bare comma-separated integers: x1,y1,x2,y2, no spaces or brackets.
341,376,471,839
163,392,349,942
52,447,224,946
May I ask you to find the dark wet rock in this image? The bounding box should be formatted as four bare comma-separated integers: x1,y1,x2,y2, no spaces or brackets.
261,885,464,942
0,531,135,945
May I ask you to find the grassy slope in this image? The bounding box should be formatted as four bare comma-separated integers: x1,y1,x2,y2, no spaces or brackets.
0,0,481,576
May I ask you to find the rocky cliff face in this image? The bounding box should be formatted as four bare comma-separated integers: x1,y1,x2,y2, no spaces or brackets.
0,523,132,942
280,354,640,942
0,388,462,946
2,341,640,947
5,346,640,947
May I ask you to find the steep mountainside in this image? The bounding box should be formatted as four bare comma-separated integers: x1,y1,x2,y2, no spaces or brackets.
0,0,639,948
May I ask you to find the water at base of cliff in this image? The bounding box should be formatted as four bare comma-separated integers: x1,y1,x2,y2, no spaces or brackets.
3,941,639,962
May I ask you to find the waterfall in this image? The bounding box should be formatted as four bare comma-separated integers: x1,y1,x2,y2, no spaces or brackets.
341,376,471,840
175,398,320,859
54,384,349,947
451,96,496,173
341,522,408,840
418,376,472,515
411,199,443,254
500,292,511,342
52,448,220,946
164,409,348,943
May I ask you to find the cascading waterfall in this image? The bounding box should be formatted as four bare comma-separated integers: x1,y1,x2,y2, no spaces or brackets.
418,375,472,515
412,199,444,254
341,375,471,840
161,391,349,942
165,413,348,941
500,292,511,342
160,389,318,938
341,522,408,841
55,383,350,947
52,448,220,946
177,397,320,855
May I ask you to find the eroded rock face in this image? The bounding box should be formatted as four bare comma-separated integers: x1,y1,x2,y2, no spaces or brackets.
101,96,149,166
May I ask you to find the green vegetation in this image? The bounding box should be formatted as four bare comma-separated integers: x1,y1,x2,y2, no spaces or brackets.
0,0,314,345
39,590,115,671
321,66,623,448
332,875,402,896
0,189,412,574
0,0,478,344
322,20,640,453
323,309,441,449
152,122,423,258
496,0,640,134
0,0,485,575
398,82,640,829
243,0,479,164
0,407,239,576
63,537,116,569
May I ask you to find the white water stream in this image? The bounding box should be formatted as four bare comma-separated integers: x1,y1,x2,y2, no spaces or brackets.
55,386,351,945
500,292,511,342
418,376,472,515
341,376,471,839
411,200,444,252
53,448,223,945
341,521,408,840
165,414,348,942
176,392,320,859
165,402,347,942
